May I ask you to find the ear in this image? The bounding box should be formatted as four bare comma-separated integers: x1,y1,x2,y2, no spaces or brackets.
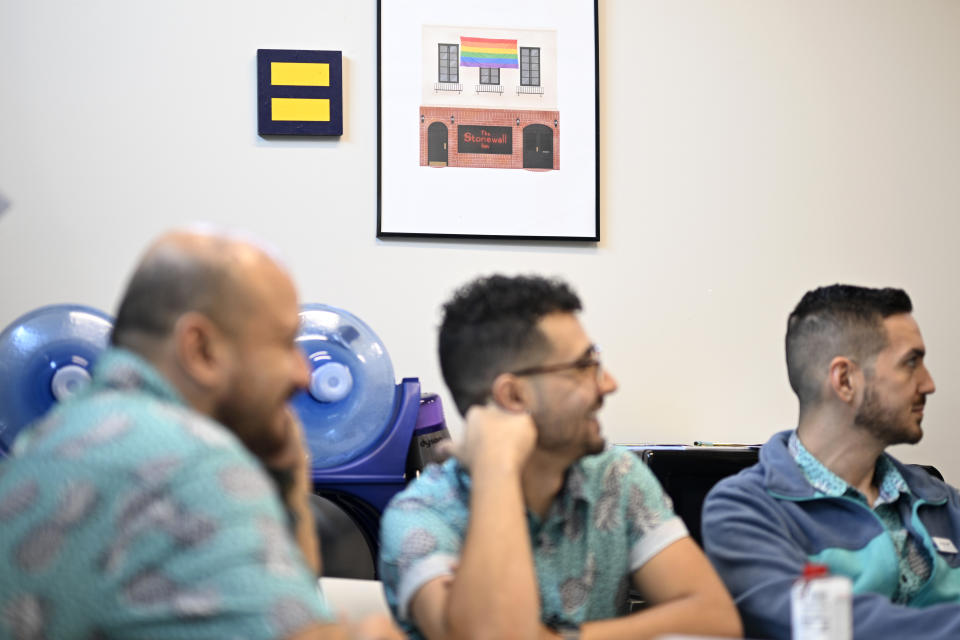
489,372,533,412
172,312,232,391
827,356,859,405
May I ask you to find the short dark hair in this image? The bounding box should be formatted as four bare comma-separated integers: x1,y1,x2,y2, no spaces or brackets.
785,284,912,408
439,274,582,416
111,241,237,348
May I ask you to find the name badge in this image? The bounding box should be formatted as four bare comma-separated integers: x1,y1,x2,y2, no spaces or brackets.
933,537,958,554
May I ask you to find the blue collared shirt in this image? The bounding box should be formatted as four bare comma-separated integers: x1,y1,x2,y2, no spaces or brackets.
789,431,932,602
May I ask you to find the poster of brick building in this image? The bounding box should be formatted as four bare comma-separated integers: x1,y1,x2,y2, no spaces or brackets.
378,0,598,240
420,27,559,171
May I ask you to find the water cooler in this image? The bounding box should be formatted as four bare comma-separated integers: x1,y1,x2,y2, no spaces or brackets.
293,303,449,579
0,304,114,455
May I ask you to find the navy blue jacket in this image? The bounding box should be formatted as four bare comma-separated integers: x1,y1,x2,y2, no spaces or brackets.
703,430,960,639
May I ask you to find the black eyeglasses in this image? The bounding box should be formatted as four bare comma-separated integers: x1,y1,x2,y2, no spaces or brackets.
510,346,604,384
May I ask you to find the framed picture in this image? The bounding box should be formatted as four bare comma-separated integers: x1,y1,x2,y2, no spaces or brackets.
377,0,600,241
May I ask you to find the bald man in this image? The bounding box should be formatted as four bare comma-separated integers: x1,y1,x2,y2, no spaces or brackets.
0,230,401,640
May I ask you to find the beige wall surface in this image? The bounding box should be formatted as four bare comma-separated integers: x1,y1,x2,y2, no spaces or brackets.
1,1,959,480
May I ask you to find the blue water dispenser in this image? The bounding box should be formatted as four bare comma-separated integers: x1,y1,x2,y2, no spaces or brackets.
0,304,114,455
292,303,449,579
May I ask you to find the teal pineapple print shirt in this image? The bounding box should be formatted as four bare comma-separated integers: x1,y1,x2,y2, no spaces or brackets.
378,446,687,638
0,348,332,640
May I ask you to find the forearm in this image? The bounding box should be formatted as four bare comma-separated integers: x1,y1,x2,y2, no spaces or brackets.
291,622,350,640
287,453,321,575
262,410,321,576
447,459,540,640
579,591,742,640
268,454,321,576
291,616,405,640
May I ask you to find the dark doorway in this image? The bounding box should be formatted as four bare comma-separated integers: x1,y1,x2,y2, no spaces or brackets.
427,122,448,166
522,124,553,169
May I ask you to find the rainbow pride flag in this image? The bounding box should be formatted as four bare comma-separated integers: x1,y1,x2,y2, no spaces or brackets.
460,36,519,69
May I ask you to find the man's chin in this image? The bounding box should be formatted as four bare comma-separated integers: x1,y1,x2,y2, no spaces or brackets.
905,425,924,445
888,423,923,447
218,410,290,458
584,437,607,456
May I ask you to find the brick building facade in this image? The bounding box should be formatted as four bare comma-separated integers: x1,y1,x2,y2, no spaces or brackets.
419,106,559,171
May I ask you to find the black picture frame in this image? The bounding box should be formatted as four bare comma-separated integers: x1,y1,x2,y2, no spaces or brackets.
377,0,600,241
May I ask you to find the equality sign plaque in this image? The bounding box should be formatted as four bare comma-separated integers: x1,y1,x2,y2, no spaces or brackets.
458,125,512,154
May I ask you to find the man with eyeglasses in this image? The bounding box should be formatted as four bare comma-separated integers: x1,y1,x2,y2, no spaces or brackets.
378,274,741,640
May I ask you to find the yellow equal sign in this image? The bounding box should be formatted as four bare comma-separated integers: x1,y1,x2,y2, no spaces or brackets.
271,98,331,122
270,62,329,87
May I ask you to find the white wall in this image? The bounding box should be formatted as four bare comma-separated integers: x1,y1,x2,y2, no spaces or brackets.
2,1,959,480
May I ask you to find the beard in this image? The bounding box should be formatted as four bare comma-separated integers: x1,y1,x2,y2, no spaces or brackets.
582,435,606,456
535,428,606,456
528,382,607,458
853,384,922,446
533,412,607,457
213,384,293,458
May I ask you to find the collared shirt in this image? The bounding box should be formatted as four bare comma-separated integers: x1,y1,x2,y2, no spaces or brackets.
788,431,932,603
378,446,688,639
0,348,331,640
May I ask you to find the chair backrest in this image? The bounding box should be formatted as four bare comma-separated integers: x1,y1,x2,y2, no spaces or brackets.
627,446,759,547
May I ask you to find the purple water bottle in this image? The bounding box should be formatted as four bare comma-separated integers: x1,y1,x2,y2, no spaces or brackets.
406,392,451,477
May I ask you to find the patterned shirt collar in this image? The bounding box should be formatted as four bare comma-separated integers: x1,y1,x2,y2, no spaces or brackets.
788,430,909,505
91,348,185,406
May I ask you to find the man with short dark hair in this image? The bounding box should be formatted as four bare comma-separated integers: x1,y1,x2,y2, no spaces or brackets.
379,274,741,640
703,284,960,639
0,230,401,640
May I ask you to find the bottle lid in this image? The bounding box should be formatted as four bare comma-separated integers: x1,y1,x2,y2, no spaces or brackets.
802,563,830,579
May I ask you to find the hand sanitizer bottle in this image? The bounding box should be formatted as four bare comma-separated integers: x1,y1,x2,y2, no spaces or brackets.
790,563,852,640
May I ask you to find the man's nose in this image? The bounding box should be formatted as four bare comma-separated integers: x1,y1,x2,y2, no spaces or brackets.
600,368,618,395
292,351,311,391
920,364,936,395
